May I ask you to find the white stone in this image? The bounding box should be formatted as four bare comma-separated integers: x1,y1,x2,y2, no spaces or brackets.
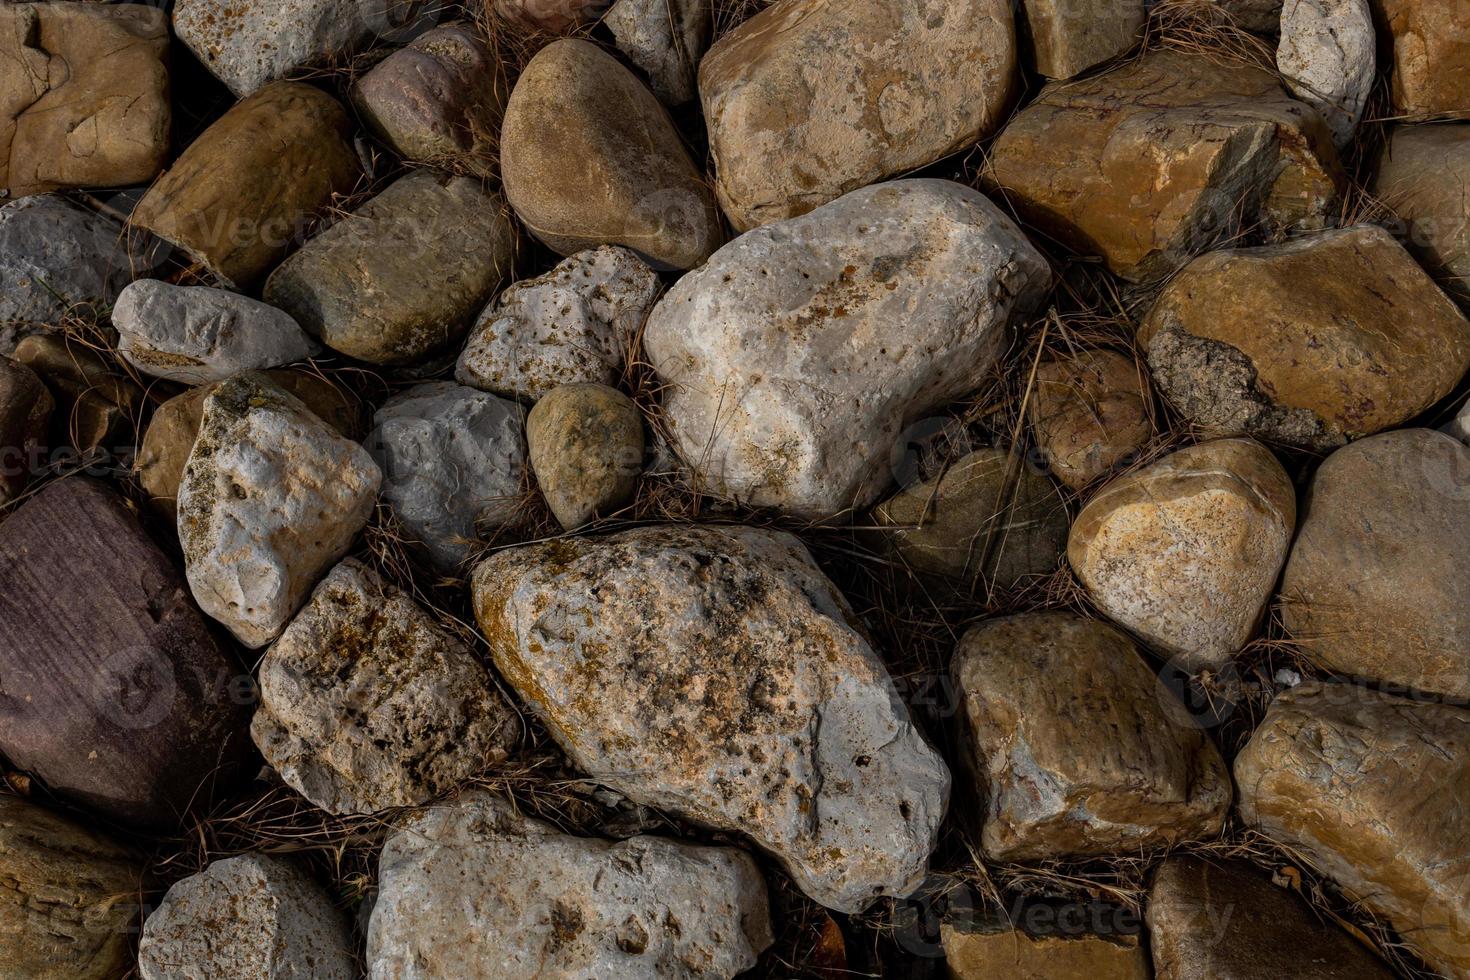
606,0,709,105
644,179,1049,520
1277,0,1375,148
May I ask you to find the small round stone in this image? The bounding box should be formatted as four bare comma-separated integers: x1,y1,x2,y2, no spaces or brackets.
527,383,644,529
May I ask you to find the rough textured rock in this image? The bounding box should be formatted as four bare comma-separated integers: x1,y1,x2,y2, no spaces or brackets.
368,792,773,978
0,795,145,980
472,525,951,912
1278,0,1375,147
0,356,50,505
700,0,1018,231
179,374,382,648
1140,226,1470,451
1022,0,1145,79
527,383,643,529
0,195,130,346
942,917,1149,979
13,332,141,453
494,0,607,32
0,478,252,828
264,169,517,366
1370,0,1470,117
645,179,1049,520
986,49,1342,281
131,82,360,291
456,246,659,401
114,280,319,384
138,854,355,979
1374,123,1470,300
1189,0,1285,32
1280,428,1470,699
1235,683,1470,979
1147,855,1397,980
606,0,708,105
0,2,170,197
501,39,720,271
1069,438,1295,670
1029,350,1152,490
952,612,1231,862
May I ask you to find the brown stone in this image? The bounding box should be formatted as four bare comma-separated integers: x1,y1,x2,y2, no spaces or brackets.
1374,123,1470,300
1028,349,1152,490
943,919,1149,979
526,383,643,530
1235,682,1470,979
1023,0,1146,79
0,357,51,506
1369,0,1470,117
13,332,141,455
494,0,607,32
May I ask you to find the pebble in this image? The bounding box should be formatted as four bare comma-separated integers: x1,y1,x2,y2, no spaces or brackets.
527,383,644,529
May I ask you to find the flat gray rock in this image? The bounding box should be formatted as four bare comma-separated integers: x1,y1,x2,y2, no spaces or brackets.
606,0,709,105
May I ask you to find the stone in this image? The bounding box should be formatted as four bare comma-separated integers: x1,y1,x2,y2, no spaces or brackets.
1028,350,1151,490
0,195,131,347
138,853,355,979
1370,0,1470,118
179,373,382,648
1280,428,1470,699
1022,0,1146,80
113,280,320,384
455,246,659,402
1147,855,1397,980
700,0,1018,231
645,179,1050,520
527,383,643,529
1277,0,1375,147
1235,682,1470,979
1191,0,1285,32
1068,438,1295,670
0,357,50,505
494,0,608,32
500,39,722,270
0,2,169,198
986,48,1342,281
1140,225,1470,452
264,169,517,366
472,525,951,912
1374,123,1470,300
942,917,1149,980
0,795,145,980
872,449,1069,591
0,478,252,828
13,332,141,455
606,0,709,105
352,22,504,177
367,792,773,978
131,82,360,291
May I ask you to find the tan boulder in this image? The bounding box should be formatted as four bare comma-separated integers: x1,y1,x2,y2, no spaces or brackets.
1023,0,1146,79
1028,349,1152,489
1375,123,1470,300
1370,0,1470,117
699,0,1018,231
943,918,1149,979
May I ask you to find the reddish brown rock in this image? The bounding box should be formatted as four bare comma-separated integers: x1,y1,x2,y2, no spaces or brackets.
1370,0,1470,117
13,332,141,455
1028,349,1152,490
0,357,51,506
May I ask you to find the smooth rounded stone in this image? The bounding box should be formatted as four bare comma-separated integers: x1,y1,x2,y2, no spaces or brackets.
1235,682,1470,978
494,0,607,31
1029,350,1151,490
1069,438,1295,671
367,791,772,979
942,917,1149,979
263,169,517,366
645,179,1050,520
1147,855,1397,980
472,525,951,912
986,48,1342,282
0,357,51,505
455,246,659,402
113,280,320,384
1277,0,1375,147
0,195,130,346
872,449,1068,591
352,22,504,177
132,82,360,291
1374,123,1470,301
606,0,709,105
1373,0,1470,117
500,39,722,271
179,373,382,649
0,2,169,198
138,853,355,980
0,478,252,828
0,795,145,980
1140,226,1470,451
527,384,643,529
1022,0,1146,79
1280,429,1470,699
13,332,141,454
366,381,526,571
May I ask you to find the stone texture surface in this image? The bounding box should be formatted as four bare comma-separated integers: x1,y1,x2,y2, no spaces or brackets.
456,246,659,402
1370,0,1470,117
472,525,951,912
0,2,170,198
700,0,1018,231
942,919,1150,980
527,383,643,529
368,792,772,978
1235,683,1470,979
501,39,721,271
1374,123,1470,300
1069,438,1295,670
1029,350,1151,490
1023,0,1145,80
606,0,708,104
0,478,252,828
138,853,355,979
1140,225,1470,451
1278,0,1375,147
366,382,526,571
13,332,141,453
179,374,382,648
0,195,130,346
0,356,50,505
986,49,1342,281
264,169,517,366
645,179,1050,520
494,0,607,32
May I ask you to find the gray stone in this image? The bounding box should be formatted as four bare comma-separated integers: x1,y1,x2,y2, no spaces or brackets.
1277,0,1375,147
527,384,644,529
606,0,709,105
1023,0,1146,80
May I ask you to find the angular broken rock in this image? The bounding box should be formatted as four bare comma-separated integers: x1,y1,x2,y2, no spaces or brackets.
1374,123,1470,301
367,792,773,978
0,2,170,198
1372,0,1470,118
1140,225,1470,451
13,331,142,454
0,357,50,506
645,179,1050,519
264,169,517,366
1022,0,1146,80
1029,349,1152,490
606,0,709,105
456,246,659,402
1069,438,1295,670
1235,682,1470,979
179,374,382,648
1277,0,1375,148
138,854,355,980
527,383,643,530
942,914,1149,980
472,525,951,912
